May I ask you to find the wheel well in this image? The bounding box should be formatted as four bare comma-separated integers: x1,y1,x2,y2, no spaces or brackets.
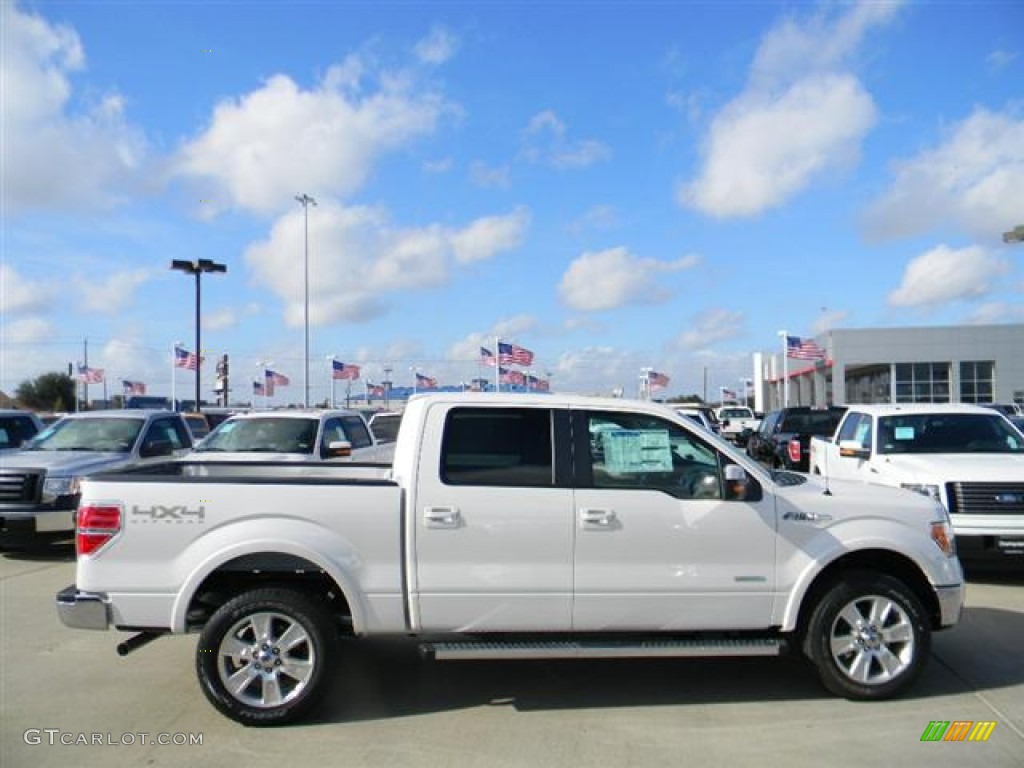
796,549,942,635
186,553,353,632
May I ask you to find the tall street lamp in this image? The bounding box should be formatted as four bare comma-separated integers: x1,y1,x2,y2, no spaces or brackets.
295,193,317,407
170,258,227,413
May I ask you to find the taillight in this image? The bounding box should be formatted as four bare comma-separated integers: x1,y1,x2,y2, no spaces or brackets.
787,439,802,465
77,504,122,556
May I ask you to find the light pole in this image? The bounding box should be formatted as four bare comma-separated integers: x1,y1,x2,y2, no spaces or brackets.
777,330,789,408
295,193,317,407
383,365,392,409
170,259,226,413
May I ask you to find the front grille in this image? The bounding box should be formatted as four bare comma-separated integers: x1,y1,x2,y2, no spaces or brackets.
0,471,42,504
947,482,1024,516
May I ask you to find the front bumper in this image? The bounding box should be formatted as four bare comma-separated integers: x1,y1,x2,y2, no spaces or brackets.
56,584,111,630
935,583,965,628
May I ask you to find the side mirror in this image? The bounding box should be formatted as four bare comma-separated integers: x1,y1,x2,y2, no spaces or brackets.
326,440,352,459
140,439,174,458
838,440,870,460
724,464,760,501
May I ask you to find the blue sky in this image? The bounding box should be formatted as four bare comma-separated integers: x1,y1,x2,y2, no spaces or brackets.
2,0,1022,405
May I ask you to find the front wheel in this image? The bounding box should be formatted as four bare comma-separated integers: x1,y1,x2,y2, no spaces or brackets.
804,573,930,700
197,587,338,725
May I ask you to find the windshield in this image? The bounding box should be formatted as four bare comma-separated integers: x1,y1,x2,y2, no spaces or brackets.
877,413,1024,455
197,417,319,454
719,408,752,419
27,417,143,453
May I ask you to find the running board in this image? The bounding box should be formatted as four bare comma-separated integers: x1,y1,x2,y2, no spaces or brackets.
422,637,783,661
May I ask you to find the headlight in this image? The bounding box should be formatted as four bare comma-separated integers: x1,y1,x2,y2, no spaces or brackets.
930,520,957,557
901,483,941,503
42,476,81,499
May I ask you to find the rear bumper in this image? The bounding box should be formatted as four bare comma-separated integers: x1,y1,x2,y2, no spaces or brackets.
56,584,111,630
0,507,75,535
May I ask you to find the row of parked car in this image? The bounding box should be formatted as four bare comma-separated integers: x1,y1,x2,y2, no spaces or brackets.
0,405,404,548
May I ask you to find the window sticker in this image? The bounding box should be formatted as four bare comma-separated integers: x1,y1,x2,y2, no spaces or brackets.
894,427,915,440
601,429,673,473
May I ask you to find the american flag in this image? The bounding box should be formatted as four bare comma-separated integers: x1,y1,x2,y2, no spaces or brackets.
498,341,534,366
77,364,104,384
332,360,361,380
786,335,826,360
174,346,202,370
528,375,550,392
480,347,497,367
253,380,267,396
647,371,669,391
721,387,737,400
500,367,525,386
415,372,437,389
266,369,290,386
367,382,385,398
122,380,146,396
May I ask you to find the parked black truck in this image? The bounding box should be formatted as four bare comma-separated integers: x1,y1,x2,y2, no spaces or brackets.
746,406,847,472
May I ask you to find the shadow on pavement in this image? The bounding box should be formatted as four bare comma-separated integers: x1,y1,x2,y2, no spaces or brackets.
309,603,1024,725
0,540,75,562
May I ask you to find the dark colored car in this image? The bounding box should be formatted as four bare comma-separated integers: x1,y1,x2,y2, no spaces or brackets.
746,406,847,472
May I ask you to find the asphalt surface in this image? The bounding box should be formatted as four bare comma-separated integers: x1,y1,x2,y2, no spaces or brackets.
1,545,1022,768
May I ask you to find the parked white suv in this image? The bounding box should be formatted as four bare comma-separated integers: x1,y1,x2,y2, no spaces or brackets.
188,409,388,463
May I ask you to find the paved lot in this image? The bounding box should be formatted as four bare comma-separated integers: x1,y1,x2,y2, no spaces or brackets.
1,547,1022,768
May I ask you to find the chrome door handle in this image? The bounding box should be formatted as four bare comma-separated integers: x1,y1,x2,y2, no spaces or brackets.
424,506,462,528
580,508,616,527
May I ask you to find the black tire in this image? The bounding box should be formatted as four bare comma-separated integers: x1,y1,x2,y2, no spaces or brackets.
196,587,338,726
804,572,930,700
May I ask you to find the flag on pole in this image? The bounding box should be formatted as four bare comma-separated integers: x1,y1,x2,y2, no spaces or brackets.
174,346,202,370
721,387,737,401
77,364,104,383
122,380,146,396
786,335,826,360
265,369,290,386
500,367,526,386
332,360,361,380
367,382,385,398
253,380,267,397
498,341,534,366
480,347,497,367
647,370,669,391
415,372,437,389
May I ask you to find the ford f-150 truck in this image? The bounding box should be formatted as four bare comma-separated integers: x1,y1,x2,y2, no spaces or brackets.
57,393,963,726
809,403,1024,560
0,410,192,545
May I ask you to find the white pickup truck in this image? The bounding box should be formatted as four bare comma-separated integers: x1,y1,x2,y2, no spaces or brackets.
57,393,963,725
809,403,1024,559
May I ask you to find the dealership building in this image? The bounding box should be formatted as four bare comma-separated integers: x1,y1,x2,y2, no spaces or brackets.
753,324,1024,411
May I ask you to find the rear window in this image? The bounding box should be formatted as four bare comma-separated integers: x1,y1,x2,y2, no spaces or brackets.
780,409,846,436
441,408,554,487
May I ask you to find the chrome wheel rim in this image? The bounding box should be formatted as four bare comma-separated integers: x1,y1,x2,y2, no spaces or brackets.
829,594,915,686
216,611,316,709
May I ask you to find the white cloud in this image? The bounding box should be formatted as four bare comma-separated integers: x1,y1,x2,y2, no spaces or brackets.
469,161,511,189
965,301,1024,325
863,108,1024,240
680,74,876,217
986,50,1018,72
77,269,151,314
553,346,648,395
673,308,745,350
680,2,900,218
450,207,530,263
1,316,55,344
244,202,530,326
446,317,539,366
0,264,60,314
559,247,700,312
423,157,453,174
522,110,611,170
1,3,147,213
812,309,850,335
175,57,452,217
415,26,459,65
887,245,1010,308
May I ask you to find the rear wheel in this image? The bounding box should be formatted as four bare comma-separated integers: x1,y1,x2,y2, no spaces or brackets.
805,572,929,700
196,587,338,725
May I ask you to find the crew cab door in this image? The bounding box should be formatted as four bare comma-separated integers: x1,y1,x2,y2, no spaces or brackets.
571,409,776,631
410,404,574,632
